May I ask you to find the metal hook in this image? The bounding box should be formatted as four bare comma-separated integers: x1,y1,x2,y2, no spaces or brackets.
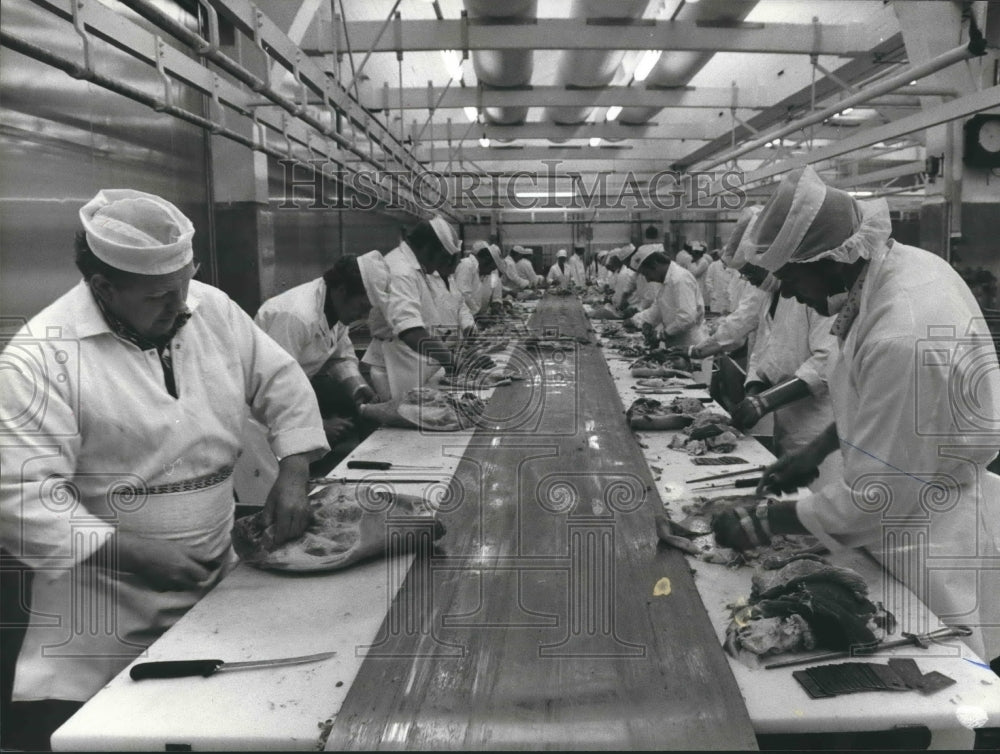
71,0,93,80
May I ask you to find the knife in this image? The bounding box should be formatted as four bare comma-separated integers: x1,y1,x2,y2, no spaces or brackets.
689,476,762,492
346,461,444,470
688,465,768,483
763,626,973,669
130,651,336,680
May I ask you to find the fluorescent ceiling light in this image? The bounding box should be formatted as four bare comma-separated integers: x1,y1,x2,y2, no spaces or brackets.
589,137,601,147
479,135,490,147
441,50,463,81
605,106,622,121
840,107,854,116
515,191,576,198
633,50,660,83
848,190,874,197
463,106,479,122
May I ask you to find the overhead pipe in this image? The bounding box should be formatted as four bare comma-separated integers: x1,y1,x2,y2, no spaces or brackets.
543,0,650,130
698,32,986,171
618,0,759,125
463,0,536,126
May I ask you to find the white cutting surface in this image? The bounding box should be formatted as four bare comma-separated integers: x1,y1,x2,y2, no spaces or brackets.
52,305,999,750
594,319,1000,747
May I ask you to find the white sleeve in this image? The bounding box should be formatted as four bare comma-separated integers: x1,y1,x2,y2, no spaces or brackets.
662,276,700,337
387,268,427,334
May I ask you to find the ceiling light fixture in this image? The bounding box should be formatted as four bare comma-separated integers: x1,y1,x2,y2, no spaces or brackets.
589,137,602,147
605,105,622,121
633,50,661,83
516,191,575,198
441,50,464,81
479,134,490,148
464,106,479,123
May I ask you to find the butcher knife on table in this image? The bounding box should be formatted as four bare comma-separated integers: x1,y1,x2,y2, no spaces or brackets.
130,651,336,680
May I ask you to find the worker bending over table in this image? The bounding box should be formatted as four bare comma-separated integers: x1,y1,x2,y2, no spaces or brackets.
627,243,708,349
0,190,327,749
711,167,1000,663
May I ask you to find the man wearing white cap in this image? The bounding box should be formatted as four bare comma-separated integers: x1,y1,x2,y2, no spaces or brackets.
547,249,571,288
711,166,1000,663
454,240,502,316
513,246,543,288
382,215,463,398
0,189,327,742
498,244,530,293
628,244,707,349
255,255,378,438
609,245,637,311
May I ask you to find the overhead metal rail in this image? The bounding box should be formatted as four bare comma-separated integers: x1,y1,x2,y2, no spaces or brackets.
322,17,884,56
2,0,454,218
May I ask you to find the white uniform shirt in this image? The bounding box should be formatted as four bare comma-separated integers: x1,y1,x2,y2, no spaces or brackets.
632,263,707,348
386,240,444,336
567,255,587,287
705,281,769,353
254,277,361,387
0,280,326,700
515,257,539,286
611,267,637,310
675,249,694,270
454,256,499,315
795,242,1000,660
502,256,530,291
746,293,837,454
547,261,570,288
705,259,731,313
689,256,710,302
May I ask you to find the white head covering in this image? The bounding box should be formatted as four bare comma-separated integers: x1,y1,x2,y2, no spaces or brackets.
357,250,389,301
429,215,461,256
512,244,525,254
721,206,761,270
79,189,194,275
471,240,489,253
629,243,664,271
487,243,503,270
596,250,609,261
556,249,568,259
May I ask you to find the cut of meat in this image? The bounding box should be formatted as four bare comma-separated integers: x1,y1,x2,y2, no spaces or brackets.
231,484,443,572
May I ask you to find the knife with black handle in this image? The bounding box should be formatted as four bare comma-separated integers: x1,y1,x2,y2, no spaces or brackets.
130,651,336,680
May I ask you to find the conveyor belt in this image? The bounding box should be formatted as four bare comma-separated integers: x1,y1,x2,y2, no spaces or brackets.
327,296,757,750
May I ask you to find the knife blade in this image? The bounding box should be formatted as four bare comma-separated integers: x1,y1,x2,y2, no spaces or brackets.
688,465,768,483
130,651,336,680
346,461,444,470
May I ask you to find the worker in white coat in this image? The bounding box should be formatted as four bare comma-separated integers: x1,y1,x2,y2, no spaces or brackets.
0,190,327,747
547,249,571,288
499,245,530,292
357,249,394,400
712,167,1000,662
628,245,707,349
254,256,379,469
682,208,771,361
513,246,541,287
609,245,637,310
454,241,502,316
382,215,463,399
704,250,731,314
566,244,587,288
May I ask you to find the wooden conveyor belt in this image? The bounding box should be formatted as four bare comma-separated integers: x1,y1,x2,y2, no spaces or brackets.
327,296,757,750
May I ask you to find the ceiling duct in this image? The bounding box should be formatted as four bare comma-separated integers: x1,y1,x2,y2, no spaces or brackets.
464,0,536,125
618,0,758,126
544,0,651,132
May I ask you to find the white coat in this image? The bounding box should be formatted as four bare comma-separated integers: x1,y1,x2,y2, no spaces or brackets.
566,255,587,287
0,280,327,701
357,250,394,401
631,263,707,348
611,267,637,310
515,257,540,287
705,259,731,314
502,256,530,291
747,294,839,471
383,241,448,399
795,241,1000,660
705,282,770,355
547,261,570,288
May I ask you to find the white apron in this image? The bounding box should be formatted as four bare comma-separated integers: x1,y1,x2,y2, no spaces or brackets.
14,479,237,701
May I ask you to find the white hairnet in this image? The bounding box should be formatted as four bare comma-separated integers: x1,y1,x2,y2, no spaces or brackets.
747,166,886,272
629,243,663,271
79,189,194,275
721,206,761,270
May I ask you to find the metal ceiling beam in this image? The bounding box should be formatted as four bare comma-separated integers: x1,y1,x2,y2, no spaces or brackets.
323,18,881,56
671,35,907,170
707,84,1000,194
828,161,927,189
371,85,921,111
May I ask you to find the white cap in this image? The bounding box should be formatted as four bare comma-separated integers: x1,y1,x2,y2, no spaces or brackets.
471,240,489,253
629,243,663,271
79,189,194,275
596,250,609,261
487,244,503,270
429,215,461,255
556,249,568,259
